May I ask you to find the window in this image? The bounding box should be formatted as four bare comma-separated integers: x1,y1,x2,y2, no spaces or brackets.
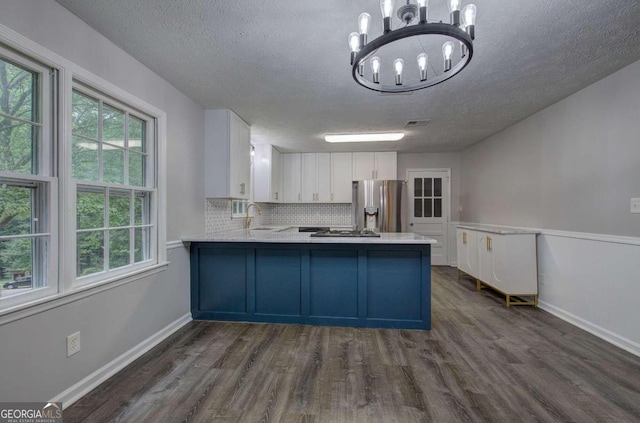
71,87,156,284
0,46,57,308
414,177,443,218
231,199,248,218
0,30,166,314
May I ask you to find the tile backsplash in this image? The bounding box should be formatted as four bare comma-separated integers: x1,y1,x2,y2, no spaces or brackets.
205,199,272,234
269,203,351,227
205,200,351,234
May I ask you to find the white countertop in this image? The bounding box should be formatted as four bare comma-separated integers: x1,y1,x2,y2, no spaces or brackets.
182,226,436,244
456,223,540,235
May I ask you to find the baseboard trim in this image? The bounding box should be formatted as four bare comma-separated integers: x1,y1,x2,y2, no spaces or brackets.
538,301,640,357
50,313,192,409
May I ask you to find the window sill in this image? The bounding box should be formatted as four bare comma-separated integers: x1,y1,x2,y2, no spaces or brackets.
0,262,170,326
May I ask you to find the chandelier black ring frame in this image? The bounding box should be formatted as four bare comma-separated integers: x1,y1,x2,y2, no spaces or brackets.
352,22,473,93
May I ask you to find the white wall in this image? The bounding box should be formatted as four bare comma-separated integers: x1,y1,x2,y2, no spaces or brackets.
460,60,640,237
460,60,640,355
0,0,204,401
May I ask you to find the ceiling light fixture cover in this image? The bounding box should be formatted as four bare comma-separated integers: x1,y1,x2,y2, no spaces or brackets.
325,133,406,143
350,0,477,93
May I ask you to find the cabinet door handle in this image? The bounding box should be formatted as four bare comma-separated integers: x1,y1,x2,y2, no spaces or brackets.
240,183,245,195
489,237,492,251
372,170,375,179
331,193,334,202
463,232,467,245
275,192,278,201
298,193,301,201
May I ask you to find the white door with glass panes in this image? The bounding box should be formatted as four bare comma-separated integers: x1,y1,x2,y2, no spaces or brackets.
408,170,450,266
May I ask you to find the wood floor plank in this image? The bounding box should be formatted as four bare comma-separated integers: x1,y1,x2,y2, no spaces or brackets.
65,266,640,423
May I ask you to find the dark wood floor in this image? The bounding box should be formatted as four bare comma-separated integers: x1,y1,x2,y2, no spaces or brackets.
65,267,640,422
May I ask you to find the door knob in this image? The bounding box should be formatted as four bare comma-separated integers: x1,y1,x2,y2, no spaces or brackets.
410,223,414,226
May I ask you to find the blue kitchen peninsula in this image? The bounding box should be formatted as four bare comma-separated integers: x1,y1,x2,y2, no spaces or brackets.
183,229,436,330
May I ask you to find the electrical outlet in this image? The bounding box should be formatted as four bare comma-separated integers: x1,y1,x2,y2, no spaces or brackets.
631,198,640,214
539,273,545,286
67,332,81,357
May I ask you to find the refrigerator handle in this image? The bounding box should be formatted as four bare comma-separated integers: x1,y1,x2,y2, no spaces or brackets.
379,183,386,232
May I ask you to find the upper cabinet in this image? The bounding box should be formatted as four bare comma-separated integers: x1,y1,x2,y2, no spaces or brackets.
301,153,331,203
330,152,353,203
264,150,395,203
352,152,397,180
282,153,302,203
253,144,283,202
204,109,251,199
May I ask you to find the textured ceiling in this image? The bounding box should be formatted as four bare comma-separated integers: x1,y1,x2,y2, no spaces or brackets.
55,0,640,153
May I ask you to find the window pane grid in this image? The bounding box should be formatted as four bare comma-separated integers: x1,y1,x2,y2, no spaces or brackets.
72,90,149,187
76,183,153,278
73,86,154,279
0,112,43,127
413,177,445,218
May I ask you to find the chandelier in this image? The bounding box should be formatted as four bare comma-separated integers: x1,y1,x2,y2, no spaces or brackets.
349,0,477,93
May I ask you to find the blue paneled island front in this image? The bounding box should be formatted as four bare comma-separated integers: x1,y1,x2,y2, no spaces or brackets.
183,228,436,330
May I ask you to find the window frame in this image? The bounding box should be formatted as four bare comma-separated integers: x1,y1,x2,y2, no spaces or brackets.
0,23,167,317
0,45,58,310
70,84,158,286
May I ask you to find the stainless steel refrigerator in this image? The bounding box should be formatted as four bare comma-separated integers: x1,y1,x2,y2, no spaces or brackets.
352,180,406,232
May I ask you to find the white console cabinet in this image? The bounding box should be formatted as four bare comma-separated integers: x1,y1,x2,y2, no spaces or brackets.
456,225,539,307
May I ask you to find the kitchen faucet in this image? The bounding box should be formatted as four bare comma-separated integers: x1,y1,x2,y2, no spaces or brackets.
244,203,262,229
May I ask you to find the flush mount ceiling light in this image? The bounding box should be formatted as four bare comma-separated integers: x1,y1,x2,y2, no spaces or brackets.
325,133,405,143
349,0,477,93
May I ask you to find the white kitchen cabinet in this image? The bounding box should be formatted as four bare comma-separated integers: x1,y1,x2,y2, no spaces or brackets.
282,153,302,202
301,153,330,202
330,152,353,203
204,109,251,199
374,152,398,179
352,152,397,180
456,225,538,307
253,144,283,202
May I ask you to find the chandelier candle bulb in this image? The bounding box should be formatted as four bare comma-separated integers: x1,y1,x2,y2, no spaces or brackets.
442,41,454,72
371,56,381,83
448,0,461,26
349,32,360,65
417,53,428,81
462,4,476,39
380,0,395,33
417,0,428,23
394,58,404,85
358,12,371,46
